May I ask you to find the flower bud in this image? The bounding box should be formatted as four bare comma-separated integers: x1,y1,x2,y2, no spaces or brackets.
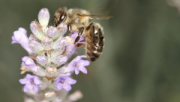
29,40,44,54
38,8,50,28
30,21,45,40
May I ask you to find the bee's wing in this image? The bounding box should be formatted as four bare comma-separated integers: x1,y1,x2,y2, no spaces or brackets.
77,14,112,20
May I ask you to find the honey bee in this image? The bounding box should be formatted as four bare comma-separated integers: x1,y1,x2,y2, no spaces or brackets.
53,7,109,61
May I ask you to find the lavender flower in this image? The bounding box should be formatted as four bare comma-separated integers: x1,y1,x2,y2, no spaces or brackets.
12,8,90,102
68,55,90,75
19,74,41,93
11,27,33,54
55,75,76,91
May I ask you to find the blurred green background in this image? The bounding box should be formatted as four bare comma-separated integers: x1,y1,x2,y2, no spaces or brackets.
1,0,180,102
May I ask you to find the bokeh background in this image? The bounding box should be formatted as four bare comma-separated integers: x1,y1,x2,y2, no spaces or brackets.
1,0,180,102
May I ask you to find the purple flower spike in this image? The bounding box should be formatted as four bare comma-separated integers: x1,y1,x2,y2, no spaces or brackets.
19,74,41,93
13,8,94,102
55,75,76,91
12,27,33,54
68,55,90,75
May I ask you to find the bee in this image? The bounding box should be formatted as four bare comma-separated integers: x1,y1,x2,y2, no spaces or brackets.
53,8,109,61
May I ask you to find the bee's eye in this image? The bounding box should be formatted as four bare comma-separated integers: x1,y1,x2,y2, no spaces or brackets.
93,37,98,44
60,13,66,21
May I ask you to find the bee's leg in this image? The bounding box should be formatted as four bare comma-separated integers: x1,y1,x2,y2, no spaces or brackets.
74,27,84,44
67,23,72,32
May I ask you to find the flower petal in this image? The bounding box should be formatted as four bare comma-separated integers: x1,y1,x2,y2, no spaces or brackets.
56,84,62,91
67,78,77,84
36,56,48,66
75,69,80,75
22,56,35,67
26,74,33,79
78,60,90,66
47,26,58,38
33,77,41,85
23,86,29,92
33,86,39,93
24,84,33,92
12,28,33,54
79,67,87,74
19,79,26,84
53,55,68,66
63,83,72,91
29,40,44,53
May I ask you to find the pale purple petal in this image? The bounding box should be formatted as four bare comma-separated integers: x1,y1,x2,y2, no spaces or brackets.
63,84,71,91
33,87,39,93
47,26,58,38
29,40,44,53
65,44,75,52
79,60,90,67
12,27,33,54
56,84,62,91
53,37,68,49
36,56,48,66
33,77,41,85
26,74,33,79
51,48,65,57
53,55,68,66
28,34,36,41
67,78,77,84
68,55,90,75
75,69,79,75
79,67,87,74
20,74,41,93
23,86,29,92
11,27,27,44
79,55,87,59
64,44,76,57
69,31,78,41
22,56,35,67
41,39,53,50
55,75,76,91
24,84,33,92
19,27,27,34
19,79,26,84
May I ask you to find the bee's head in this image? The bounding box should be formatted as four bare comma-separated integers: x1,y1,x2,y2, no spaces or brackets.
54,8,68,26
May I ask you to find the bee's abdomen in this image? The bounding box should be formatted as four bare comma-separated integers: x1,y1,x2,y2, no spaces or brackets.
85,37,104,61
86,46,100,61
